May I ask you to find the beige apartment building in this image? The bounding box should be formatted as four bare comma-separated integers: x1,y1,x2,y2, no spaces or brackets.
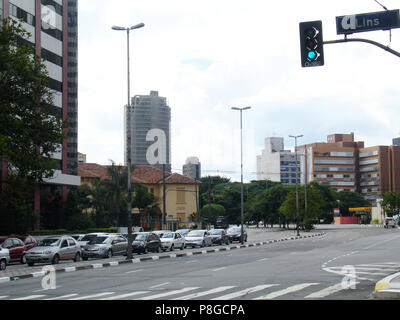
298,133,400,204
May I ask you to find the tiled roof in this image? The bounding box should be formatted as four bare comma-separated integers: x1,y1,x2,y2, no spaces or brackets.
78,163,200,185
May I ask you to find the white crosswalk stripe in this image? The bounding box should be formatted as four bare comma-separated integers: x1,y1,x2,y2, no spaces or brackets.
0,296,8,299
13,295,46,300
99,291,149,300
174,286,236,300
44,294,79,300
212,284,278,300
305,282,360,299
68,292,115,300
138,287,199,300
254,283,319,300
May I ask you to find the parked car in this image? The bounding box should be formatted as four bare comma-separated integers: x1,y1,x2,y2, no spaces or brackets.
77,233,112,246
176,229,191,237
82,235,128,260
25,236,82,266
122,233,139,241
184,230,212,248
16,235,39,251
208,229,230,245
131,232,162,254
0,237,27,264
226,227,248,242
384,217,396,228
69,234,86,242
0,247,10,271
160,232,185,251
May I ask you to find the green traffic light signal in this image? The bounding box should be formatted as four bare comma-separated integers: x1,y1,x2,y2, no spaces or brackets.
299,21,324,67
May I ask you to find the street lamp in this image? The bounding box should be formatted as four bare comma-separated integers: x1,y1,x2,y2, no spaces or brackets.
289,134,303,237
112,22,145,259
231,106,251,244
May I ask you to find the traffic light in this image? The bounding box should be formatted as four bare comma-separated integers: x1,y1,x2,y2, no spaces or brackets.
299,20,324,67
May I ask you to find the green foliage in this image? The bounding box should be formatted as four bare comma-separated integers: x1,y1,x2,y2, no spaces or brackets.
336,190,370,216
381,192,400,217
66,214,96,231
201,203,226,225
28,228,118,235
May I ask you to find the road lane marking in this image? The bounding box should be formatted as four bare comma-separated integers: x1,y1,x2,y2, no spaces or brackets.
254,283,319,300
0,296,8,299
212,267,227,272
139,287,199,300
175,286,236,300
44,294,79,300
212,284,278,300
305,282,360,299
150,282,170,289
68,292,115,300
257,258,268,262
125,269,144,274
13,295,46,300
186,260,198,264
99,291,149,300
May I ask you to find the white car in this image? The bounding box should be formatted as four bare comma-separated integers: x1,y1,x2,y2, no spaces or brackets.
77,233,112,246
0,247,10,271
184,230,212,248
160,232,185,251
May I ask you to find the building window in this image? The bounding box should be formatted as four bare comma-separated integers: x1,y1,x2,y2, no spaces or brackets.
176,188,185,204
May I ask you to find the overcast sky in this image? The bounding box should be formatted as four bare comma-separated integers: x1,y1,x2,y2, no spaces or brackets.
77,0,400,182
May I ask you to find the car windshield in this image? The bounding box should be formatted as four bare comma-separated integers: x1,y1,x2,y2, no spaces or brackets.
0,239,5,245
227,228,240,234
187,231,204,237
177,230,189,235
209,229,223,235
39,238,61,247
71,235,82,240
81,234,99,241
87,236,109,245
135,234,147,241
161,233,174,238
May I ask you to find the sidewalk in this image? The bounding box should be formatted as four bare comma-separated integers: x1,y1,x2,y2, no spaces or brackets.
0,227,324,283
373,272,400,299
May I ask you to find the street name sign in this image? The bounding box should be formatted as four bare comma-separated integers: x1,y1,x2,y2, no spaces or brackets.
336,9,400,35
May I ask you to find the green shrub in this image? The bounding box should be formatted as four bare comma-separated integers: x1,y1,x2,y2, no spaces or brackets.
66,214,95,231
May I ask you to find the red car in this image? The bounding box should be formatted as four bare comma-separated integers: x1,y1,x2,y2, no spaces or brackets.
16,235,39,251
0,238,27,264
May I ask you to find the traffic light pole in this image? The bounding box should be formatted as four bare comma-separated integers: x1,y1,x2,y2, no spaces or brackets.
324,37,400,58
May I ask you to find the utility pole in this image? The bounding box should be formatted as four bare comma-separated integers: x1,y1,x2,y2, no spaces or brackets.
289,134,303,237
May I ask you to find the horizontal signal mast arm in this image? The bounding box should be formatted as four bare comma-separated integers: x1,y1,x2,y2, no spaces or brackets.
324,38,400,58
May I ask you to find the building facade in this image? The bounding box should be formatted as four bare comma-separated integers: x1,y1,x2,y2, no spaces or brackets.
1,0,80,224
125,90,171,172
257,137,300,185
298,133,400,204
182,157,201,180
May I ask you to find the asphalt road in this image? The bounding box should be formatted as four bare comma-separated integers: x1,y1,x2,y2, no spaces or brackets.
1,225,399,301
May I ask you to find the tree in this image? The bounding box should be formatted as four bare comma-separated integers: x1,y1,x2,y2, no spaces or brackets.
105,160,127,227
336,190,369,216
201,203,226,227
308,181,337,224
0,19,64,182
381,192,400,217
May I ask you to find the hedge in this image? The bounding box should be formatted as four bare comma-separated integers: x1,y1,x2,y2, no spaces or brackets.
27,228,119,236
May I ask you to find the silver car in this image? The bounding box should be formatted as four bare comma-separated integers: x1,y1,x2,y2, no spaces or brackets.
0,247,10,271
78,232,112,246
160,232,186,251
26,236,82,266
82,235,128,260
185,230,213,248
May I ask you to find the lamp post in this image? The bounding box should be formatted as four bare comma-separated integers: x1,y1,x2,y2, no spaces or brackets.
112,23,144,259
289,134,303,237
232,106,251,244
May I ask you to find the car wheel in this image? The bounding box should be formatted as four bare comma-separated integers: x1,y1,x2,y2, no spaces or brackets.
74,252,81,262
170,244,174,252
82,256,88,261
180,244,185,250
52,254,60,265
201,241,205,248
0,259,6,271
20,254,26,264
158,246,162,253
27,262,34,267
144,247,148,254
107,250,113,259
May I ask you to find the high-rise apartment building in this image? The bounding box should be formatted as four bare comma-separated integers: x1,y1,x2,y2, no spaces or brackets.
257,137,300,185
1,0,80,221
183,157,201,180
125,90,171,172
298,133,400,204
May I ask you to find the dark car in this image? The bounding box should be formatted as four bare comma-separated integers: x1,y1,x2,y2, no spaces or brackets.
82,235,128,260
226,227,248,243
16,235,39,251
208,229,230,245
0,237,27,264
131,232,162,254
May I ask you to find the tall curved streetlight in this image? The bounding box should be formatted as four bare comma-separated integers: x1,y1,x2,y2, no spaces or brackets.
112,23,145,259
231,106,251,244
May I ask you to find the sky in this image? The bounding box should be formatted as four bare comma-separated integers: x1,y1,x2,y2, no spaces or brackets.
77,0,400,182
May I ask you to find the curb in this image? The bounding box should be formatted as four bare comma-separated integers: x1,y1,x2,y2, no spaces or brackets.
373,272,400,299
0,232,325,284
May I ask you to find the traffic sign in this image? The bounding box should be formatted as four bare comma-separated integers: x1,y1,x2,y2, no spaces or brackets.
336,9,400,35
